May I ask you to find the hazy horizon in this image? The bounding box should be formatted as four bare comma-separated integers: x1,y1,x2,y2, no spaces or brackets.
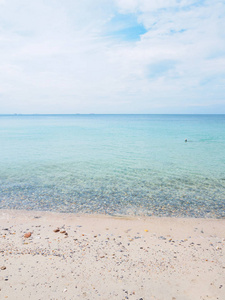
1,113,225,116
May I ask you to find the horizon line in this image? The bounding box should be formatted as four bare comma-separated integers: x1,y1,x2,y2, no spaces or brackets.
0,113,225,116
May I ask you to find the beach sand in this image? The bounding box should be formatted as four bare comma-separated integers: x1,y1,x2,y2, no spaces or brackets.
0,210,224,300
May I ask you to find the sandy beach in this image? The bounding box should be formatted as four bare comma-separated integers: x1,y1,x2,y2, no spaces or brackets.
0,210,224,300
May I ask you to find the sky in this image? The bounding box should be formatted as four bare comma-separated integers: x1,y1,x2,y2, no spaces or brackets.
0,0,225,114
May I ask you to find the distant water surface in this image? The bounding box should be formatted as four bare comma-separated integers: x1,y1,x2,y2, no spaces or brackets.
0,114,225,218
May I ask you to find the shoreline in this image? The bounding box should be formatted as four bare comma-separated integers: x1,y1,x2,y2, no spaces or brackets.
1,207,225,219
0,209,225,299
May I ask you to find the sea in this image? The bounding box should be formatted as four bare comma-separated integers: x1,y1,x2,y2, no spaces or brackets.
0,114,225,218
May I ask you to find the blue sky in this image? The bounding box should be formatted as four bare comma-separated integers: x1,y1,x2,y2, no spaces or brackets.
0,0,225,114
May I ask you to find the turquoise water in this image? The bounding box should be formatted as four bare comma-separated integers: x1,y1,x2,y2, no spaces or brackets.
0,114,225,218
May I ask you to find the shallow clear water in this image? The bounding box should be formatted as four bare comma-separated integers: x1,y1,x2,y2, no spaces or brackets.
0,114,225,218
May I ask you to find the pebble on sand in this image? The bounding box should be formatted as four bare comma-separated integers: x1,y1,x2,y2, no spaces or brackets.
24,232,32,238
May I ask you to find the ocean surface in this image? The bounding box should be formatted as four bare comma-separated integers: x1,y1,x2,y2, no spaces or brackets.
0,114,225,218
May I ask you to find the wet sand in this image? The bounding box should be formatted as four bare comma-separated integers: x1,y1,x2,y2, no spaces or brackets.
0,209,225,300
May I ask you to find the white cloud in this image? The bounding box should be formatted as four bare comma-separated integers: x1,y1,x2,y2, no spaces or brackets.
0,0,224,113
